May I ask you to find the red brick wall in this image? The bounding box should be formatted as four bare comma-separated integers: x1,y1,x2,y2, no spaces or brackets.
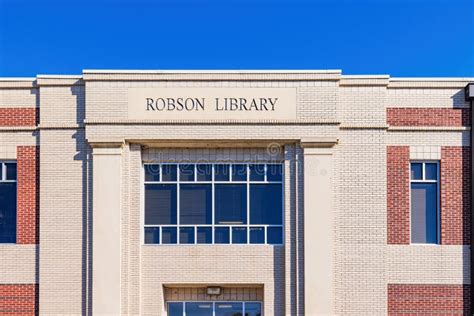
16,146,39,244
0,284,38,315
388,284,471,315
387,108,470,126
387,146,410,244
0,108,38,126
440,147,471,245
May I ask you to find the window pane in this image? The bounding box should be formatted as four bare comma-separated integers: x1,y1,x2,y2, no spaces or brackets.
185,302,213,316
197,227,212,244
215,184,247,224
197,164,212,181
0,183,17,243
410,163,422,180
0,163,3,180
245,302,262,316
267,227,283,244
215,164,230,181
145,184,177,224
144,164,160,182
425,163,438,180
232,227,247,244
144,227,160,244
179,227,195,244
180,184,212,224
231,164,247,181
250,184,282,225
168,302,184,316
411,183,438,243
179,164,195,182
249,164,265,181
249,227,265,244
215,227,230,244
162,227,177,244
215,302,243,316
5,163,16,181
267,164,282,182
162,165,177,181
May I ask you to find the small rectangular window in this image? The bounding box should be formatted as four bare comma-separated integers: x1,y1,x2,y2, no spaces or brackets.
145,184,177,225
410,162,439,244
214,164,230,181
196,164,212,181
215,184,247,224
179,164,195,182
0,161,17,243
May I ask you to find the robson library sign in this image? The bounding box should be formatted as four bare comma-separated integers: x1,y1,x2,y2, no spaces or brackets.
128,88,297,120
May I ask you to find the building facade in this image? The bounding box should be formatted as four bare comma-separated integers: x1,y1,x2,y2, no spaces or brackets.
0,70,472,315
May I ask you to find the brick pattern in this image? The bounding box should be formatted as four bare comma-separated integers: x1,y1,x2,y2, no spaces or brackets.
387,146,410,244
0,108,38,126
17,146,39,244
441,147,471,245
388,284,471,315
0,284,38,315
387,108,470,126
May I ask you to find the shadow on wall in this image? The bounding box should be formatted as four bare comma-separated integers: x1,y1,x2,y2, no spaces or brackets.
71,83,92,316
273,146,304,315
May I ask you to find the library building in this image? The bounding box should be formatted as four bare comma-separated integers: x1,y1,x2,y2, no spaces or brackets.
0,69,473,315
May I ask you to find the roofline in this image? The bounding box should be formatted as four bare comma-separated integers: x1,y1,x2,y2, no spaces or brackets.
83,69,343,74
36,75,83,79
0,77,36,81
390,77,474,82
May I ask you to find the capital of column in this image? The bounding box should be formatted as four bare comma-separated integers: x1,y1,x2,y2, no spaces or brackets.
300,137,338,155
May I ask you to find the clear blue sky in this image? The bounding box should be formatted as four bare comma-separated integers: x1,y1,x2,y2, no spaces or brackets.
0,0,473,77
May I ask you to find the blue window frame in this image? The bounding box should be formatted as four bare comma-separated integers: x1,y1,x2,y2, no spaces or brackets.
144,163,283,245
0,161,17,243
410,162,439,244
168,301,262,316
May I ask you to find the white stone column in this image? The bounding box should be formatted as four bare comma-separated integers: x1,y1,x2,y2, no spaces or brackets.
92,144,122,315
301,138,337,315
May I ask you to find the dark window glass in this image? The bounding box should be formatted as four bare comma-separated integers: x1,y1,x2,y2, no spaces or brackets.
145,184,177,224
250,184,282,225
162,227,177,244
196,164,212,181
144,164,160,182
179,164,195,182
249,164,265,181
5,163,16,181
197,227,212,244
267,164,282,182
215,184,247,224
180,184,212,224
232,227,247,244
425,163,438,180
168,302,183,316
0,182,17,243
245,302,262,316
144,227,160,244
162,165,177,181
214,227,230,244
249,227,265,244
214,164,230,181
411,183,438,243
179,227,195,244
410,163,422,180
185,302,213,316
215,302,243,316
231,164,247,181
0,164,3,179
267,227,283,244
